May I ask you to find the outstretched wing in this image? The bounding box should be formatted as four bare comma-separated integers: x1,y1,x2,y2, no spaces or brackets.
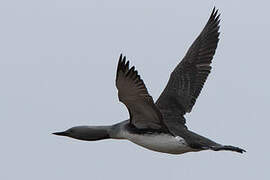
156,8,221,124
116,54,164,129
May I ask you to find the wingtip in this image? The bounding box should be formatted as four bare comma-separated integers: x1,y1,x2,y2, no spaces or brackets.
206,6,221,27
117,54,123,68
212,6,218,13
211,6,221,19
117,54,132,76
118,53,123,66
212,6,216,13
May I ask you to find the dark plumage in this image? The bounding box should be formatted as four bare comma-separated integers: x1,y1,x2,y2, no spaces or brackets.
53,7,246,154
116,54,167,130
157,7,220,123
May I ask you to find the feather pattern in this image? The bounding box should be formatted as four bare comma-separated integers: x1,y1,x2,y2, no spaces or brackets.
156,7,221,125
116,54,166,130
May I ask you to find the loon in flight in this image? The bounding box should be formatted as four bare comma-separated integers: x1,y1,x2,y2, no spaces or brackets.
53,8,245,154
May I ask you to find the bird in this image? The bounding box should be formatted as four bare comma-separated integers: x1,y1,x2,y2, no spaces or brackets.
53,7,246,155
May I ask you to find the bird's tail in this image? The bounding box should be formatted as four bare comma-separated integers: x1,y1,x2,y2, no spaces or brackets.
211,145,246,153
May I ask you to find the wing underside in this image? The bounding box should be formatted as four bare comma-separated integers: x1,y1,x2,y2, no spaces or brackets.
116,54,165,130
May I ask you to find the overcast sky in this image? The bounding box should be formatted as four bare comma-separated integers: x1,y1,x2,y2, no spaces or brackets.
0,0,269,179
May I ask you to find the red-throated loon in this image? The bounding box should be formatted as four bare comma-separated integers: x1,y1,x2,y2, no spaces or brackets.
53,7,246,155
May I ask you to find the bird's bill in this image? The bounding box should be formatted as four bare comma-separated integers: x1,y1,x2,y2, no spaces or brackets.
52,131,67,136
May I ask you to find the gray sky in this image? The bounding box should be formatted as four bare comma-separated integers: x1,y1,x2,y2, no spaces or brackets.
0,0,269,179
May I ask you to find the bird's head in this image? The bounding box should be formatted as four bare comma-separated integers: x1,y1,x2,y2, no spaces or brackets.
53,126,110,141
53,127,81,139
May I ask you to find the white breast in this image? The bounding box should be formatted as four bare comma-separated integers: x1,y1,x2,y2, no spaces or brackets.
125,132,194,154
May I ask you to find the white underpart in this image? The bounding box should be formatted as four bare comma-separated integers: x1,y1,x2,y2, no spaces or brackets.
123,132,195,154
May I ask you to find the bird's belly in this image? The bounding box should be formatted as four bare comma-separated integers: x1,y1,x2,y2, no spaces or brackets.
126,133,194,154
